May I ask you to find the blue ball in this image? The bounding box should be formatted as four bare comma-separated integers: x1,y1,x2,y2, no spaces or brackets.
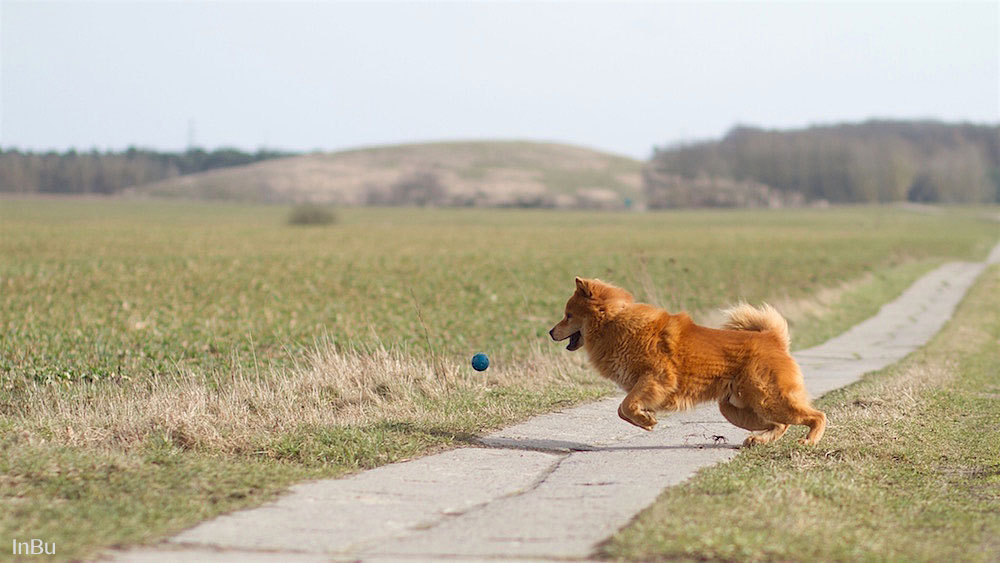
471,353,490,371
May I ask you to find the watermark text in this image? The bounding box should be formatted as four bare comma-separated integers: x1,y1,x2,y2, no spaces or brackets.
12,539,55,556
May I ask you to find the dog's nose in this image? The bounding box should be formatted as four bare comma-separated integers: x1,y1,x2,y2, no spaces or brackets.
548,328,555,339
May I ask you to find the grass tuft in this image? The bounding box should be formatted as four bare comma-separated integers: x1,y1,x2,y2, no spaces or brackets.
287,203,337,225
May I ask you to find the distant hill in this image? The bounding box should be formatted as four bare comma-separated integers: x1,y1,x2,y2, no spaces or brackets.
646,120,1000,207
129,141,643,208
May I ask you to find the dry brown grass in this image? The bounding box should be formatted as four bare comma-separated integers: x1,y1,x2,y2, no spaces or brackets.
696,272,873,329
5,341,595,455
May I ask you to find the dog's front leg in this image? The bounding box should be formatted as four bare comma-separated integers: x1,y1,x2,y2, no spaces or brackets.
618,375,670,431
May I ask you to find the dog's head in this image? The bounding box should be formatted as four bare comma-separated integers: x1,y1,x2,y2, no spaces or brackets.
549,277,633,351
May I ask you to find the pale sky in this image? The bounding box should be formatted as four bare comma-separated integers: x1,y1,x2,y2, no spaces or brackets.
2,1,998,159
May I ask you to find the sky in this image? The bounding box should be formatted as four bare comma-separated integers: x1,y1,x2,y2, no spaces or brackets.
1,1,998,159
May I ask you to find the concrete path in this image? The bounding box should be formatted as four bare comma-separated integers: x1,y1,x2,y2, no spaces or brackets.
111,245,999,562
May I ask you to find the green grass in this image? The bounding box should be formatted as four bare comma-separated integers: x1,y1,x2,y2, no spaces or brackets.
0,199,997,560
2,200,996,383
603,265,1000,562
785,259,945,351
0,440,321,560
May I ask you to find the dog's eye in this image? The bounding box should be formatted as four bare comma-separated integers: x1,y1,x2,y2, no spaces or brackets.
565,313,572,319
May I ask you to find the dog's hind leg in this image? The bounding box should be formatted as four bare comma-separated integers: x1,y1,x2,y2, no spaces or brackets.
719,400,788,446
794,405,826,445
743,423,789,446
758,395,827,445
718,399,771,430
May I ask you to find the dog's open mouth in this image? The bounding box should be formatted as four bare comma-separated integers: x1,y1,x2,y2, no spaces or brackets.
566,331,583,351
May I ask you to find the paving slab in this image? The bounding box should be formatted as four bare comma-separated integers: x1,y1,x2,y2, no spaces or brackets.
110,244,997,562
168,448,560,554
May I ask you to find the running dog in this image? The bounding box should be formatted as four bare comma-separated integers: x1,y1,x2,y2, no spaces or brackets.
549,277,826,445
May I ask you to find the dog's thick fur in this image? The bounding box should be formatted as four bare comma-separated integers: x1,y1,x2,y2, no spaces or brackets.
549,277,826,446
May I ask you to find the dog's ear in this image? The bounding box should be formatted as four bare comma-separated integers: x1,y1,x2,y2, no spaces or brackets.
575,277,593,298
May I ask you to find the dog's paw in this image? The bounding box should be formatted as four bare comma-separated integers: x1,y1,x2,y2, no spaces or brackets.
743,434,773,447
634,410,658,431
618,403,657,431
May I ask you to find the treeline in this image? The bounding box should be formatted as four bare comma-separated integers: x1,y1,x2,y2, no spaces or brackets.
4,121,999,205
0,147,292,194
646,121,1000,207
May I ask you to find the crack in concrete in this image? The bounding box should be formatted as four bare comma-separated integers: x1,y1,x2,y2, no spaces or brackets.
476,438,599,453
342,450,569,556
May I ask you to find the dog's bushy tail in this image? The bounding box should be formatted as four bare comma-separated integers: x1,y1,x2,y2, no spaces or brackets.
721,302,790,351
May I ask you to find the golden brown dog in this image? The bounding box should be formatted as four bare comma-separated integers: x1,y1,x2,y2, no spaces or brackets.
549,277,826,445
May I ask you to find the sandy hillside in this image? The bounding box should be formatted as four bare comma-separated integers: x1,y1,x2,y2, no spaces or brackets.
130,140,643,208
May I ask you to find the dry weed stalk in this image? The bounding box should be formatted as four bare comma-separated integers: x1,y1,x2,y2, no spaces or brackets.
4,341,590,454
